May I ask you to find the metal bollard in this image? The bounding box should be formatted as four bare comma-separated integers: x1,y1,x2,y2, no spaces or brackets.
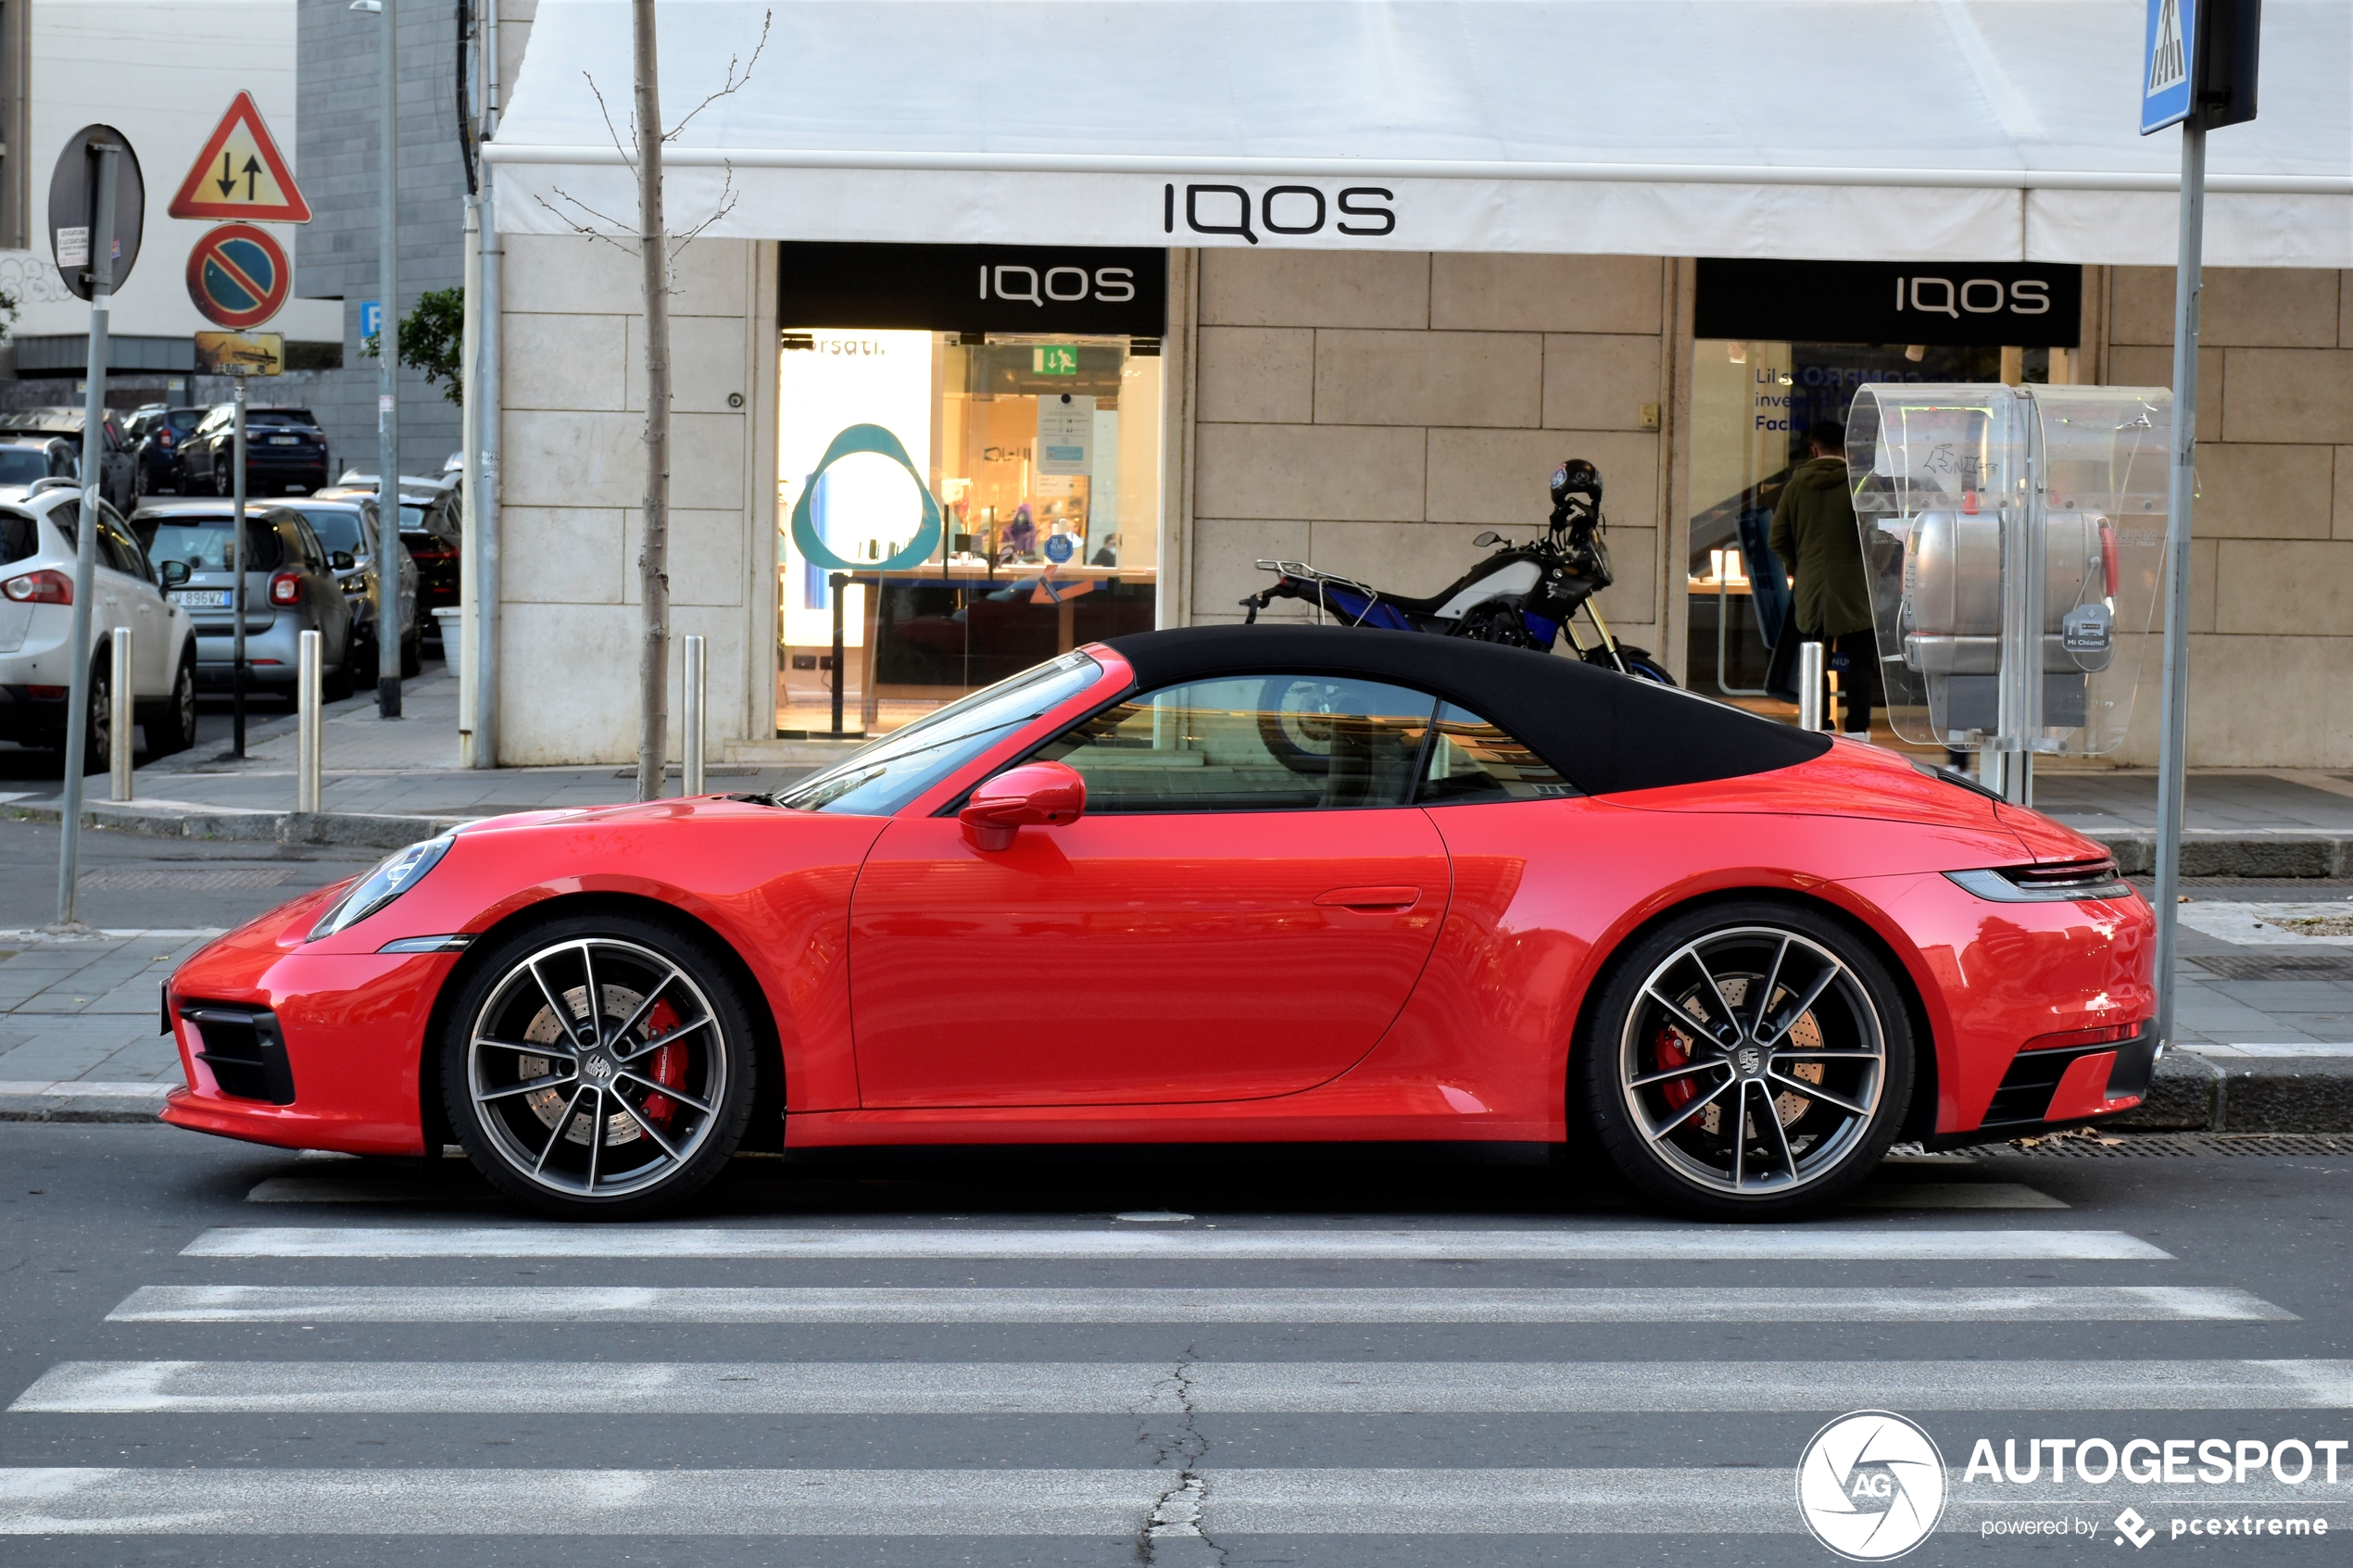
1796,641,1825,733
296,630,322,814
108,626,133,802
682,633,707,797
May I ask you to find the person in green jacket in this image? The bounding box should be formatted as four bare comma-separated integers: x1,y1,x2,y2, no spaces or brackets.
1768,420,1880,739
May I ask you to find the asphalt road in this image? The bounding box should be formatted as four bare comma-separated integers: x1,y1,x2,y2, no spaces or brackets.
0,1123,2347,1565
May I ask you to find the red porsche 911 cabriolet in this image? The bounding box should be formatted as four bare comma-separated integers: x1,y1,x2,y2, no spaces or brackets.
159,624,2154,1220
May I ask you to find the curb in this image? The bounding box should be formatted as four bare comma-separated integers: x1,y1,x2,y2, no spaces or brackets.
2086,829,2353,879
6,798,461,852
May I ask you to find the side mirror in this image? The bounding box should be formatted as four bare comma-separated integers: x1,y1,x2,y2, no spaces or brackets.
331,550,356,571
159,559,192,586
960,760,1086,852
1473,531,1503,547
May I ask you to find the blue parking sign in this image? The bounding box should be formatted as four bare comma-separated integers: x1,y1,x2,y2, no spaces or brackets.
2140,0,2196,134
359,299,383,340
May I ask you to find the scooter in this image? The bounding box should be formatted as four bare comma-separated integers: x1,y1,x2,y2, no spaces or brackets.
1239,458,1676,684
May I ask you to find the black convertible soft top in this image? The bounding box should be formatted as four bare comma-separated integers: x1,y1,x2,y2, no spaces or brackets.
1102,624,1830,797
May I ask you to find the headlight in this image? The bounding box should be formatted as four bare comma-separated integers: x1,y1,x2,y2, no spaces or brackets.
308,832,455,939
1946,861,2135,903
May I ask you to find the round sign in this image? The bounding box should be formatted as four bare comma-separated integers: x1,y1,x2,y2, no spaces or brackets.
1043,533,1076,564
47,124,145,301
185,222,289,329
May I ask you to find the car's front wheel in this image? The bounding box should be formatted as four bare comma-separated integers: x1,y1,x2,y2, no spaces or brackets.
442,913,758,1218
1580,900,1913,1220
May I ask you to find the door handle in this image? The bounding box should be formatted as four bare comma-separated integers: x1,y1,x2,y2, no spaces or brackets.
1315,885,1422,912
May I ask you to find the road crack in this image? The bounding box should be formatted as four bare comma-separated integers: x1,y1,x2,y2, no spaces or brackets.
1135,1343,1227,1566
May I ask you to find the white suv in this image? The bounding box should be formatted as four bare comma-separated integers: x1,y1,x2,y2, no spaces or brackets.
1,483,198,771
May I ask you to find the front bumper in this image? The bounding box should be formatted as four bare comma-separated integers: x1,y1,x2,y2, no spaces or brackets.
1927,1026,2159,1148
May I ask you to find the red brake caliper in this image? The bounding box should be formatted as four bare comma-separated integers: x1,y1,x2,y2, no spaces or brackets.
637,998,686,1125
1654,1027,1695,1110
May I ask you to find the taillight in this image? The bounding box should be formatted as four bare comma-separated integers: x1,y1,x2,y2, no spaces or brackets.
3,570,71,605
269,572,303,606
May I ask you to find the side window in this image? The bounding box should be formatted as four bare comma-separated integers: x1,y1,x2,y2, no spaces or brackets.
1031,673,1437,813
290,517,325,570
99,516,153,582
1418,702,1579,804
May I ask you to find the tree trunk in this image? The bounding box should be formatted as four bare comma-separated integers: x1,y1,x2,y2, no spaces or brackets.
631,0,670,801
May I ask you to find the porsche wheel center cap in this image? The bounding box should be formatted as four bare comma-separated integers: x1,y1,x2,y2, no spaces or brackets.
581,1052,616,1084
1733,1045,1765,1078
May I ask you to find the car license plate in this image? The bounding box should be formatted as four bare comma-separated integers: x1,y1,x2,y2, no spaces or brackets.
268,436,299,445
170,589,231,608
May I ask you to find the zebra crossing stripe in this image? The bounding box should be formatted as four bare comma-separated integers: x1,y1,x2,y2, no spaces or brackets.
2,1466,2340,1536
18,1359,2349,1415
104,1283,2291,1324
179,1225,2174,1261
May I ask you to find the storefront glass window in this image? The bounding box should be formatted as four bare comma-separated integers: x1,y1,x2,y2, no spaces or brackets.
774,243,1166,739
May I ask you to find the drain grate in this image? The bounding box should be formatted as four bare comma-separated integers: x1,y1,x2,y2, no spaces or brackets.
1982,1133,2353,1159
2189,952,2353,982
78,867,295,891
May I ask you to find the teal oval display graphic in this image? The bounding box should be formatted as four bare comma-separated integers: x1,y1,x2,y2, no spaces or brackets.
789,424,943,573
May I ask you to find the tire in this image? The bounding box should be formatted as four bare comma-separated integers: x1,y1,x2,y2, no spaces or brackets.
1579,899,1914,1221
321,644,357,703
145,651,198,757
1254,674,1342,776
211,462,229,498
400,633,422,679
78,658,112,778
440,913,760,1218
1580,646,1679,686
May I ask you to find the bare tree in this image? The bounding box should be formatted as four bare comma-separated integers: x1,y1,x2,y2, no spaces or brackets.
535,7,767,800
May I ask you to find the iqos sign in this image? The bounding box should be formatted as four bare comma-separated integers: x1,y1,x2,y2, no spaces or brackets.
1162,182,1398,244
1894,274,2054,320
1694,258,2083,349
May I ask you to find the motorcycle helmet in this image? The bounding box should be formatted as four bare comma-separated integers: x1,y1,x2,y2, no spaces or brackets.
1550,458,1603,508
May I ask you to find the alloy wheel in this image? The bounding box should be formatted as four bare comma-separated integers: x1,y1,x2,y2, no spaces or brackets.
1616,925,1886,1198
464,936,732,1201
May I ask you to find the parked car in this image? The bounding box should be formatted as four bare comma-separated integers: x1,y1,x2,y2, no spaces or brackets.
131,500,357,704
0,437,84,500
181,406,332,498
2,488,199,769
127,405,208,496
0,408,135,513
318,473,461,638
157,624,2154,1220
283,496,421,678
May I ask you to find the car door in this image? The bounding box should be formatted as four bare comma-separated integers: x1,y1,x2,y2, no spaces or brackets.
847,671,1453,1108
98,508,169,693
288,515,349,658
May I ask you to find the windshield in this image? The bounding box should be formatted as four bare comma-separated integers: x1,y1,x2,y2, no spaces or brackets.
134,516,283,572
0,449,52,485
291,507,369,556
775,652,1107,817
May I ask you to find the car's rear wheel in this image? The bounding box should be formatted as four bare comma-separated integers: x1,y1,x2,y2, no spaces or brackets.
146,651,198,756
442,914,758,1218
1580,900,1913,1220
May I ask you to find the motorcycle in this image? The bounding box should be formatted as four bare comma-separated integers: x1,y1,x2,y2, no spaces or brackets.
1239,458,1674,684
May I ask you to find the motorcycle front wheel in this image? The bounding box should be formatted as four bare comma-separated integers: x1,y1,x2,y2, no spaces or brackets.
1581,646,1678,686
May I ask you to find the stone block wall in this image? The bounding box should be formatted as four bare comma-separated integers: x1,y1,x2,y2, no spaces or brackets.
1181,252,1677,666
2101,266,2353,768
495,231,765,765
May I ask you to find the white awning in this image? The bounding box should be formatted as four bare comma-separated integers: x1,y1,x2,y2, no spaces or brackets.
487,0,2353,266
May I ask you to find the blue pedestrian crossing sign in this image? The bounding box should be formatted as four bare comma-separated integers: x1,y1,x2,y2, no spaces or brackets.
2140,0,2196,134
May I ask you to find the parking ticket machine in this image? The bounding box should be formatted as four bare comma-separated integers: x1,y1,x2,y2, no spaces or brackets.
1846,384,2171,800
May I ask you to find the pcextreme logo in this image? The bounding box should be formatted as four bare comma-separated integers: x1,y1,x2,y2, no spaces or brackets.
1797,1411,1948,1561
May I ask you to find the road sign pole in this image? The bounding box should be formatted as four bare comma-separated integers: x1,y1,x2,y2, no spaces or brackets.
231,375,249,757
2151,117,2207,1060
376,0,403,721
53,140,120,932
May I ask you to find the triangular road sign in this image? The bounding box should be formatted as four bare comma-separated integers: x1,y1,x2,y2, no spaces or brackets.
168,91,311,223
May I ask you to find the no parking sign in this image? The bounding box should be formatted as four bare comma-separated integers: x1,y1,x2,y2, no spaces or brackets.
185,222,290,329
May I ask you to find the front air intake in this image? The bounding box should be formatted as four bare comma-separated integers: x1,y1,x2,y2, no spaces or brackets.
180,1004,296,1105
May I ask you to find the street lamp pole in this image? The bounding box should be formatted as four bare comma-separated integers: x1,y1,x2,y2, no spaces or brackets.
359,0,403,719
